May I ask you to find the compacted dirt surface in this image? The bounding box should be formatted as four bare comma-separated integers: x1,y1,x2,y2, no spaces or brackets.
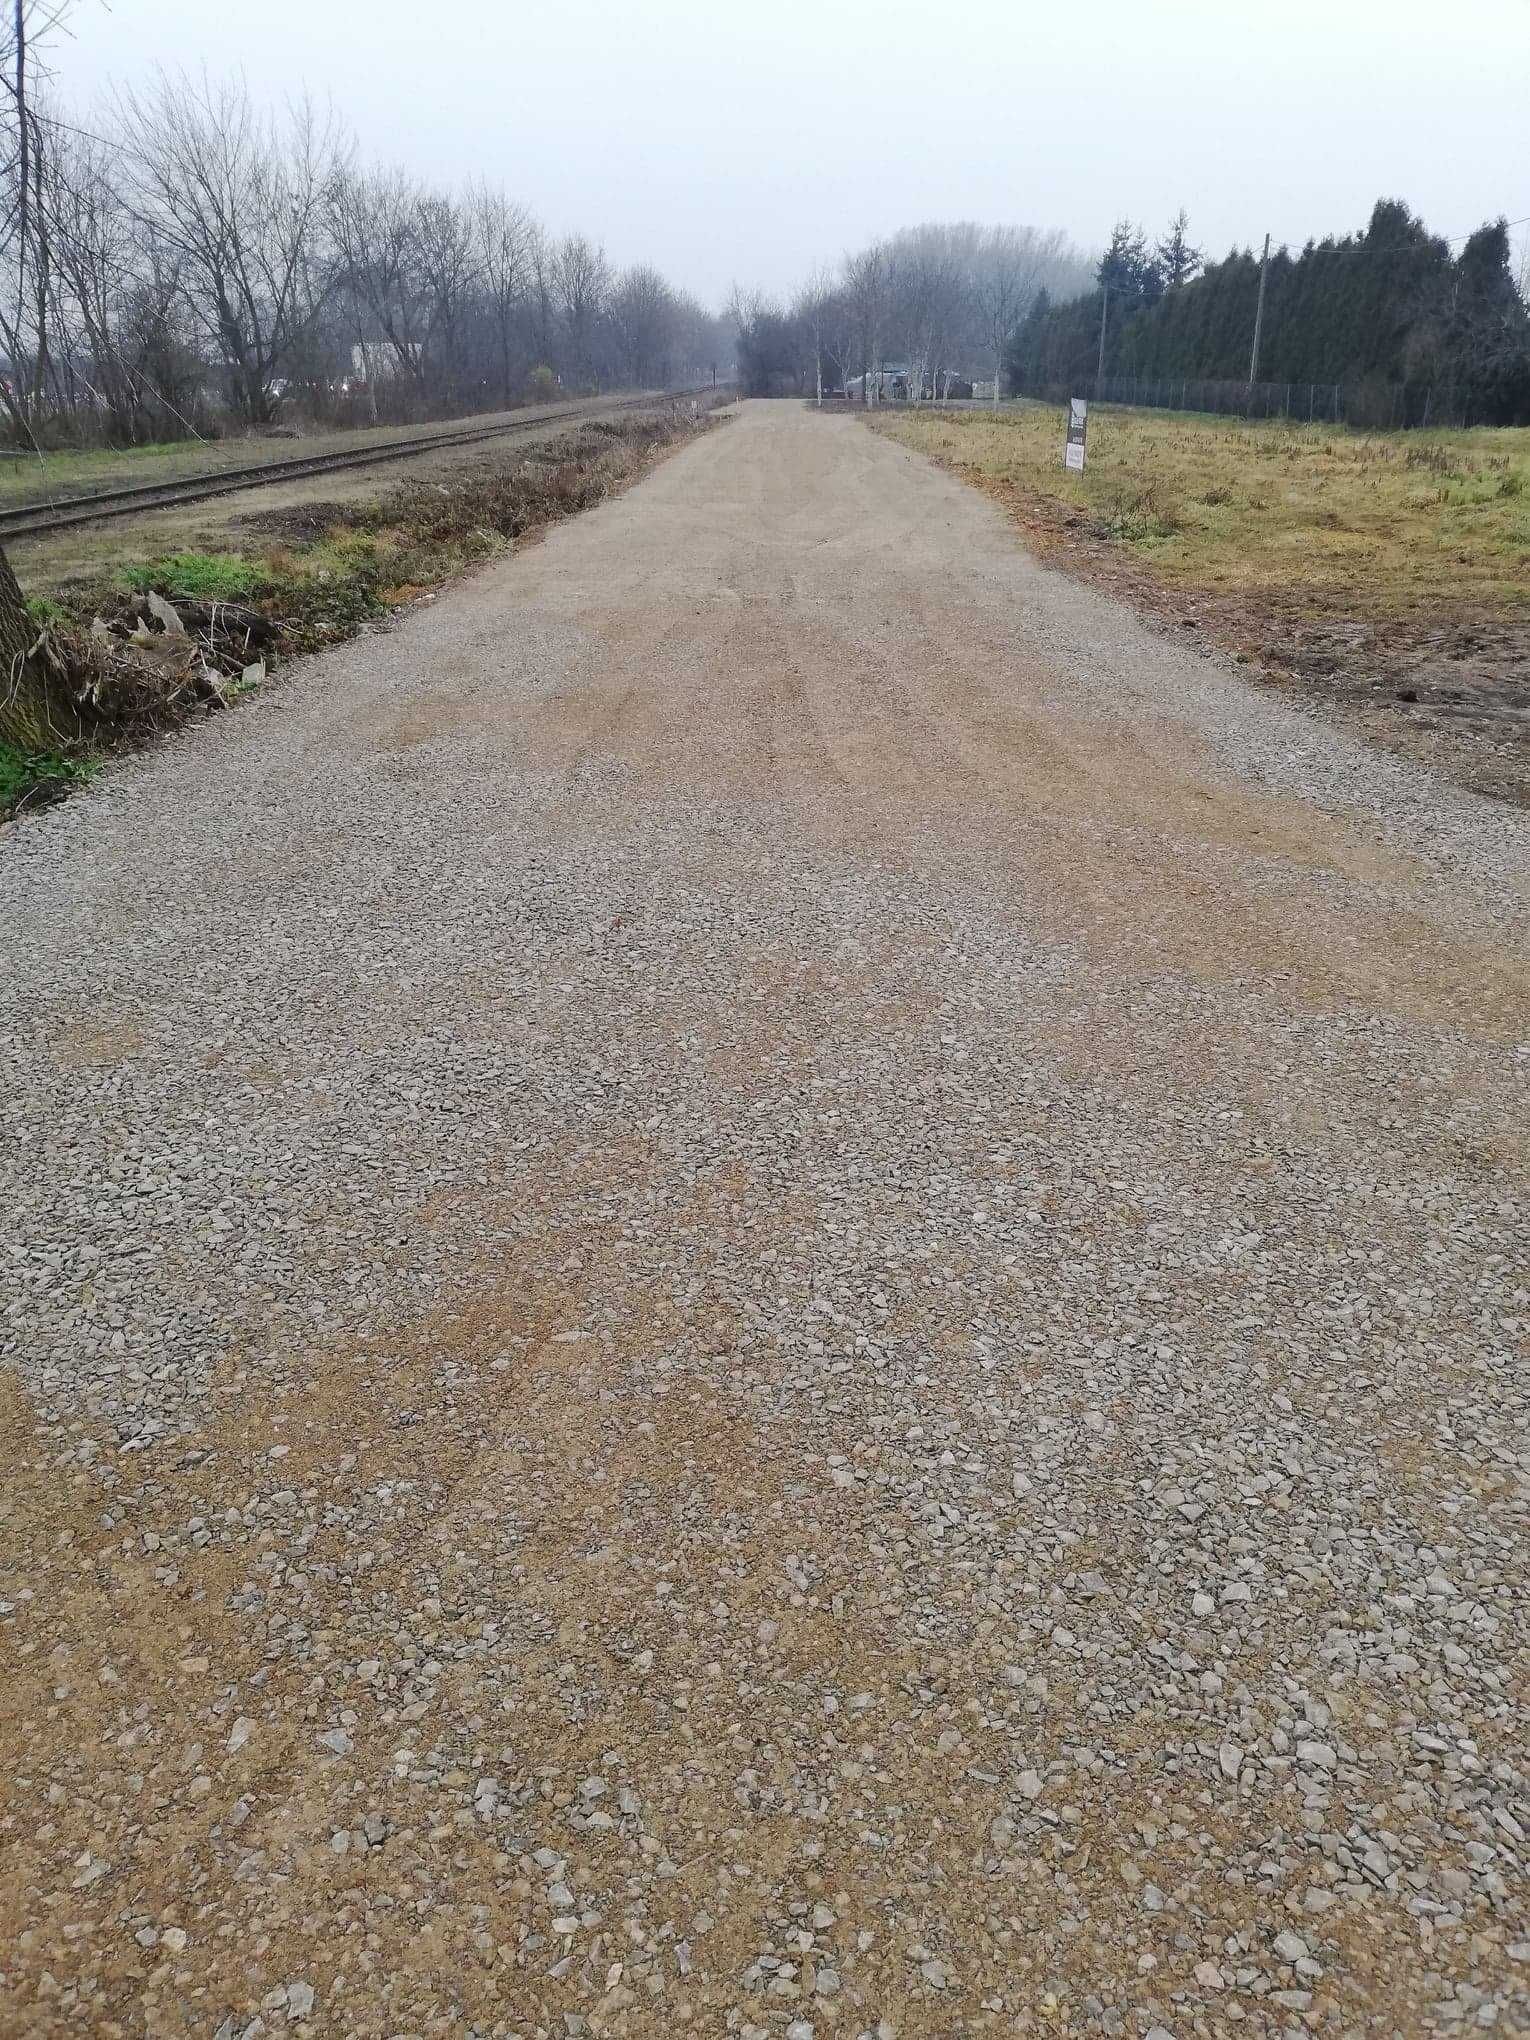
2,402,1528,2039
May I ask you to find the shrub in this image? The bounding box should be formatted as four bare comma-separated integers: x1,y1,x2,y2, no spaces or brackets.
1101,480,1183,541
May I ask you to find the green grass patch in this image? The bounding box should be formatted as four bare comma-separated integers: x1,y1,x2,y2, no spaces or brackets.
0,742,101,819
116,551,270,601
0,438,220,506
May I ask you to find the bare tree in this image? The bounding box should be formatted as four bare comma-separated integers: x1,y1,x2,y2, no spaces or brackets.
331,166,431,401
527,224,556,369
118,72,343,423
780,221,1094,408
471,181,534,405
793,266,839,407
817,277,858,401
608,262,677,389
2,57,715,454
412,185,478,401
970,225,1063,406
669,289,727,386
842,243,886,402
886,229,962,404
0,0,78,746
553,232,609,389
0,3,79,433
0,79,53,420
32,120,132,428
117,236,204,432
332,169,481,408
24,119,207,440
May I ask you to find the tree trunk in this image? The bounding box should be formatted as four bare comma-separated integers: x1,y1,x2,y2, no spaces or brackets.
0,545,79,752
358,335,379,423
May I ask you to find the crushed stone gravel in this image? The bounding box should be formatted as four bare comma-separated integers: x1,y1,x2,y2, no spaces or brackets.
1,401,1527,2037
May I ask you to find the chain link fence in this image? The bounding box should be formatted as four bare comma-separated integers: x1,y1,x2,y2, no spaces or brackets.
1015,374,1476,430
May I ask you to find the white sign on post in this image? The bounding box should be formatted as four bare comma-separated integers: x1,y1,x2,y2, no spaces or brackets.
1064,397,1088,472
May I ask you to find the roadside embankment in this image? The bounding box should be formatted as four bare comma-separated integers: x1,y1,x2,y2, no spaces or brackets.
0,404,726,823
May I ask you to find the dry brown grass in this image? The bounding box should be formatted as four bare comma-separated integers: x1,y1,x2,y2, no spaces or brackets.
870,404,1530,805
872,405,1530,620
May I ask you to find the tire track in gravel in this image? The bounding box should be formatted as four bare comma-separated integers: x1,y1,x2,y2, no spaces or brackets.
1,401,1527,2038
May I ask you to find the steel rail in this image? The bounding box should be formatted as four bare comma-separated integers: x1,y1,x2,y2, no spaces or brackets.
0,388,723,542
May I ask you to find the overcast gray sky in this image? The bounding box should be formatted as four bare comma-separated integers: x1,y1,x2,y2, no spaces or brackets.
60,0,1530,306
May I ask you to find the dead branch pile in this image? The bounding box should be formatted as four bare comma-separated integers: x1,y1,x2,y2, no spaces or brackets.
99,592,279,678
82,592,271,723
1,593,272,757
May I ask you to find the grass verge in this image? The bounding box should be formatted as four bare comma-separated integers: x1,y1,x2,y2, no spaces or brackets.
870,404,1530,806
0,743,100,817
0,406,722,824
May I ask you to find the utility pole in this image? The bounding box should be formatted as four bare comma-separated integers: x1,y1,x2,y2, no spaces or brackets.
14,0,26,313
1248,232,1270,388
1096,284,1108,395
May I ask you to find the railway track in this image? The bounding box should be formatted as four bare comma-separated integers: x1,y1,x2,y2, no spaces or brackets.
0,388,724,543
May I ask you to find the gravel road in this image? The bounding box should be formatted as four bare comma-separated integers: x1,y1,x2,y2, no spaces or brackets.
2,401,1527,2037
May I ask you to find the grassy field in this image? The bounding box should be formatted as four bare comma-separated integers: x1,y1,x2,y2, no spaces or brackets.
869,403,1530,806
0,432,402,505
0,439,214,501
872,405,1530,621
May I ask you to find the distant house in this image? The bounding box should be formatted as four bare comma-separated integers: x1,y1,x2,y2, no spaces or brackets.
844,364,977,402
845,363,911,402
349,341,420,385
